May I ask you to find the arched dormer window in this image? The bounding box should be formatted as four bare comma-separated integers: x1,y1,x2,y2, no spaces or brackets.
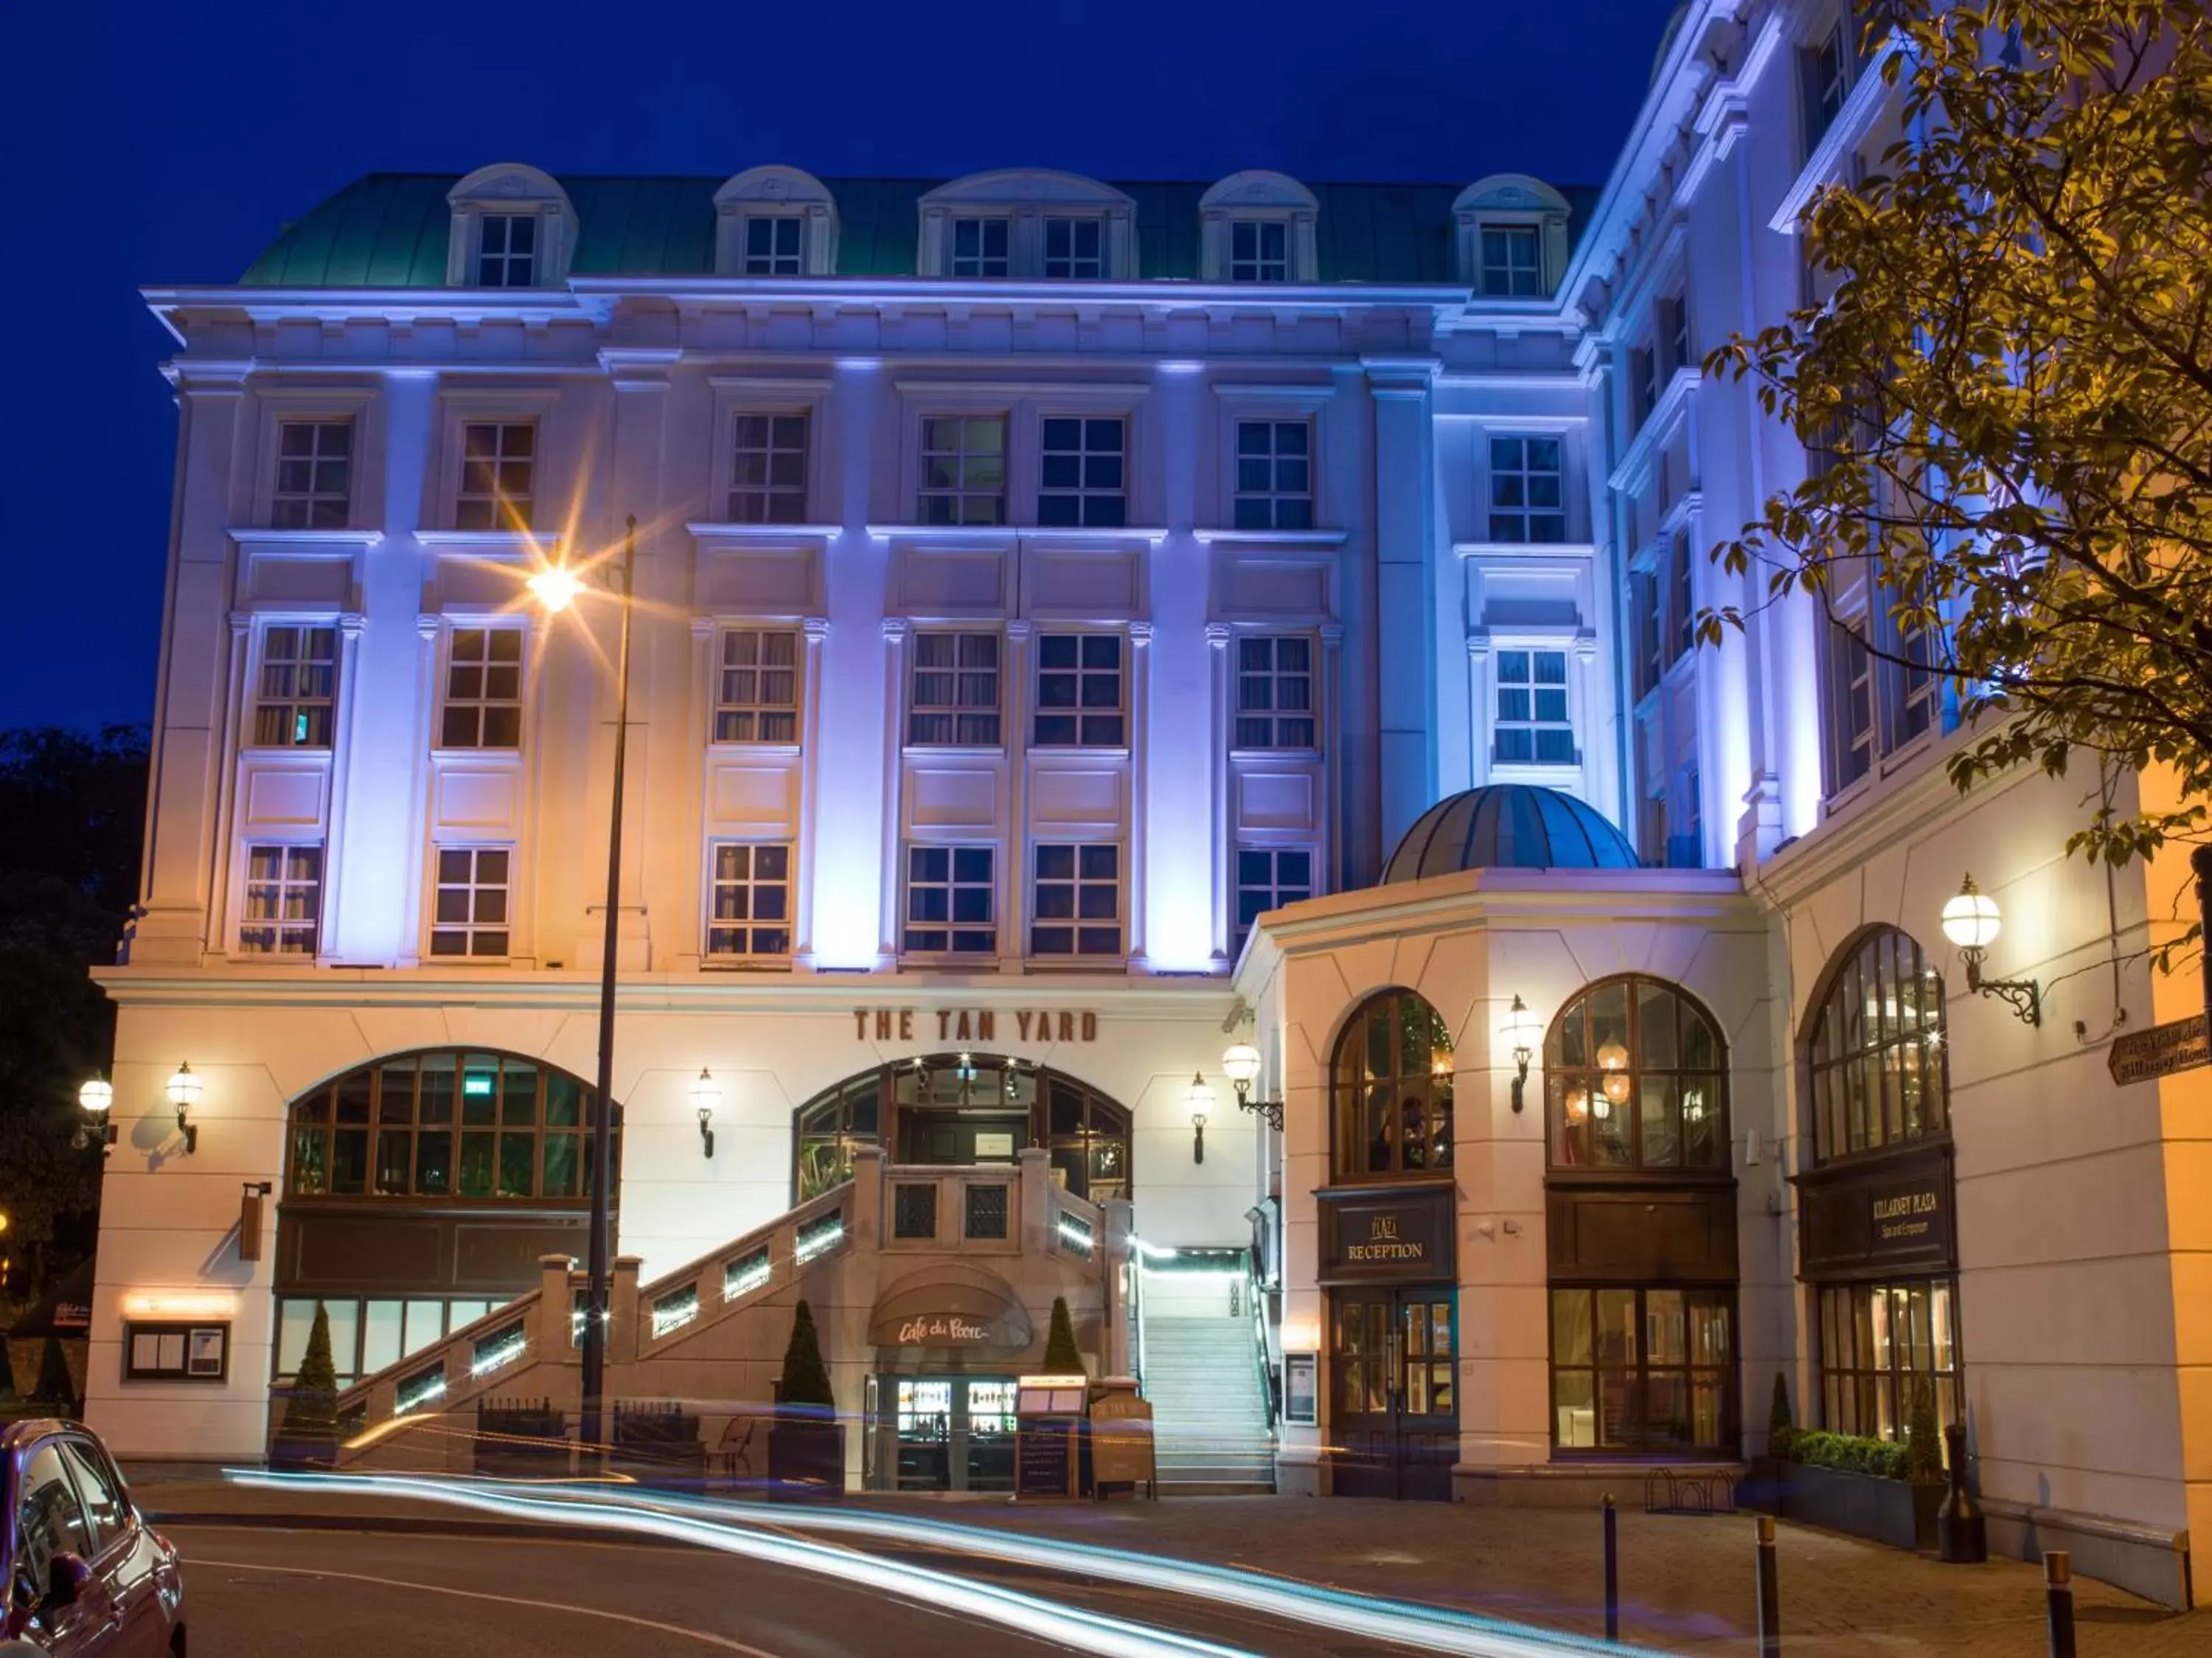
1200,170,1319,283
1331,989,1454,1179
714,164,840,277
1546,974,1727,1169
917,170,1136,280
446,164,575,290
1454,174,1572,297
1804,926,1950,1162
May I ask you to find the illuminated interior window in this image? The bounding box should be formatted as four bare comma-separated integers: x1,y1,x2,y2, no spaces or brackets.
714,628,800,743
1545,976,1726,1170
254,625,338,748
706,842,793,961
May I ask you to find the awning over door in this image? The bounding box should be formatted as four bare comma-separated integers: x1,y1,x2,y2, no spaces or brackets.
867,1263,1035,1353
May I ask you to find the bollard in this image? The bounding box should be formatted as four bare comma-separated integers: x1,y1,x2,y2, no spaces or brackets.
1602,1492,1619,1642
2044,1552,2076,1658
1753,1515,1782,1657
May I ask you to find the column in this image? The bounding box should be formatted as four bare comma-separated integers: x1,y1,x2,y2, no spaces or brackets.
1001,620,1033,971
794,616,830,965
1125,621,1152,966
1365,359,1441,856
1206,624,1232,962
876,620,908,965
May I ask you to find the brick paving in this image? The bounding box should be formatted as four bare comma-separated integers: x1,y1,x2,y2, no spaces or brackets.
128,1469,2208,1655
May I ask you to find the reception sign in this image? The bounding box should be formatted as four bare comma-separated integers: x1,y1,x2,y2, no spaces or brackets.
1796,1142,1957,1280
1316,1186,1456,1285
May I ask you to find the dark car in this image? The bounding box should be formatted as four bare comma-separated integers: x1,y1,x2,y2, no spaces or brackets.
2,1421,183,1656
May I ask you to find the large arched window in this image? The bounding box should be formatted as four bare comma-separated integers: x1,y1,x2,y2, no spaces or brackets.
1331,990,1455,1179
1547,976,1726,1170
1805,926,1949,1161
285,1050,616,1201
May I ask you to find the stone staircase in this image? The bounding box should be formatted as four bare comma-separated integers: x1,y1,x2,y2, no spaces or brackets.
1144,1314,1276,1494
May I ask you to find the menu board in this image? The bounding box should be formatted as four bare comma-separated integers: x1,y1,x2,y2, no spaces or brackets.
1088,1392,1155,1491
1015,1418,1077,1499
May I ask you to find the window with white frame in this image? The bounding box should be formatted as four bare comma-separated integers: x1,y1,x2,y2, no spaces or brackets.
1488,436,1566,543
430,847,510,959
240,844,322,955
1632,572,1663,700
1826,618,1876,793
476,214,538,288
456,422,536,530
1824,582,1941,797
1043,217,1104,279
919,416,1007,524
1235,847,1312,954
1034,634,1124,747
440,627,524,749
272,420,354,529
1233,419,1312,530
1037,417,1126,527
254,625,338,748
1672,531,1697,661
1234,636,1316,749
1228,219,1290,282
1802,19,1850,153
1479,225,1543,296
706,843,793,960
714,628,801,743
1664,293,1694,377
1031,844,1121,957
742,216,804,275
909,633,1001,746
1495,648,1575,766
1632,347,1659,429
903,845,996,956
950,217,1010,277
729,413,809,524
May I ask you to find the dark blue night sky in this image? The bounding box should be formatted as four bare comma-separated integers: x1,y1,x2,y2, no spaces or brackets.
0,0,1671,732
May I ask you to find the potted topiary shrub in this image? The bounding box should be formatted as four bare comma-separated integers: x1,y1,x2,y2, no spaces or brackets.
1902,1380,1946,1550
1741,1371,1795,1510
271,1302,340,1470
767,1299,842,1498
1042,1296,1086,1378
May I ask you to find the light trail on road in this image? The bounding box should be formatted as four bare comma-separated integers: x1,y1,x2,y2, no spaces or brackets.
224,1470,1666,1655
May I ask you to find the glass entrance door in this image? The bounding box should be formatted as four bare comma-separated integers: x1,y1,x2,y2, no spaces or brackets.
890,1376,1018,1491
1330,1287,1458,1500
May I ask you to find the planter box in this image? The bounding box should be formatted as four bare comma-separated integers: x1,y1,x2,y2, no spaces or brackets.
1778,1460,1942,1550
767,1411,845,1499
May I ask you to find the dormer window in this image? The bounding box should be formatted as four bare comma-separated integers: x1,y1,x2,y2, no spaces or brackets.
1200,172,1319,283
1480,226,1541,296
951,218,1011,278
712,166,841,277
1229,220,1290,283
919,171,1136,280
1454,174,1572,298
445,164,574,291
1043,217,1103,280
743,216,804,275
477,214,538,287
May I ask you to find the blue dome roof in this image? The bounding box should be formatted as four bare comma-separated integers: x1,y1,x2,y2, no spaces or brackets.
1382,785,1641,883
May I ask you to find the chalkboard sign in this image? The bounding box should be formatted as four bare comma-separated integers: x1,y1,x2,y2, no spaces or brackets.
1016,1418,1077,1499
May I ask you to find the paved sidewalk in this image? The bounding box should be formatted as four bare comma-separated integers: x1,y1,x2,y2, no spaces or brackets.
126,1468,2207,1656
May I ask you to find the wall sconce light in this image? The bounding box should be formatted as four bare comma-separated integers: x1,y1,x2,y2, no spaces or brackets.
166,1062,201,1154
689,1069,721,1159
1503,995,1542,1113
1941,873,2041,1027
1220,1043,1283,1130
75,1075,117,1151
1185,1072,1214,1165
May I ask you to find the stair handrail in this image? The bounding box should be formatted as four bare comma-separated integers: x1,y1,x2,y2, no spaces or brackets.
1247,1246,1278,1433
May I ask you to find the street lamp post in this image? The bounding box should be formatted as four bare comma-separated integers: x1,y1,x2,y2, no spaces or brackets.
529,515,638,1462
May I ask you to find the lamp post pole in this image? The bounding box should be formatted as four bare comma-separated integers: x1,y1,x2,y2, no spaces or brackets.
580,516,637,1460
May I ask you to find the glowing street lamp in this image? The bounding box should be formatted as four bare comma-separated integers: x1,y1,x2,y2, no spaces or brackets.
1939,873,2040,1026
76,1075,116,1151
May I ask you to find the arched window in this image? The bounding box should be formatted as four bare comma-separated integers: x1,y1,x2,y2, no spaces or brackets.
1805,926,1949,1161
285,1050,615,1201
1547,976,1726,1170
1331,990,1455,1179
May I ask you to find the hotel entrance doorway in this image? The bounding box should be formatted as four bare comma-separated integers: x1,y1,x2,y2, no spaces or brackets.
1329,1286,1458,1500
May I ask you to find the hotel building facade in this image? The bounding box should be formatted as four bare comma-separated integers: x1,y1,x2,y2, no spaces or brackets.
88,0,2207,1603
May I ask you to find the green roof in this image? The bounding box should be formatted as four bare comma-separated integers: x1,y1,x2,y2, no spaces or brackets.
241,172,1597,290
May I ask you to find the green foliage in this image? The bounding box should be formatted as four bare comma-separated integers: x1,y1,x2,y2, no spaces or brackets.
276,1301,339,1463
778,1298,834,1408
1776,1426,1911,1482
1042,1295,1085,1376
1905,1380,1946,1485
31,1336,76,1413
1708,1,2212,908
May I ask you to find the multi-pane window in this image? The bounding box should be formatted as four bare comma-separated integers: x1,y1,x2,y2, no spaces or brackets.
1806,926,1949,1160
706,843,793,960
1803,21,1849,153
1632,572,1664,698
1233,420,1312,530
1038,417,1126,527
1331,989,1454,1176
1234,636,1316,749
1488,436,1566,542
950,218,1009,277
1043,217,1103,279
714,628,800,743
240,844,322,956
254,625,338,748
964,1182,1010,1240
1551,1287,1734,1452
729,413,808,524
1480,224,1543,296
1034,634,1124,746
272,420,354,529
1664,294,1693,377
919,416,1007,524
1673,532,1697,661
1632,347,1659,428
1547,976,1728,1170
1818,1280,1961,1443
1235,847,1313,954
904,845,997,956
1826,619,1877,793
1229,219,1289,282
440,628,523,749
284,1051,609,1204
1030,843,1121,957
476,214,538,287
1495,649,1574,765
430,847,510,959
909,633,1001,746
275,1294,513,1387
456,423,535,530
742,216,803,275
